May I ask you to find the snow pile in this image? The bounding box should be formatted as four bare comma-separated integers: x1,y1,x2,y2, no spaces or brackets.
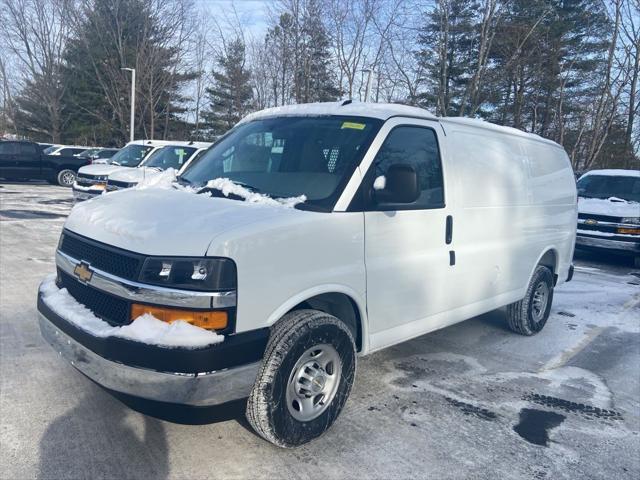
205,177,307,208
135,167,185,190
40,274,224,348
134,170,306,208
578,197,639,217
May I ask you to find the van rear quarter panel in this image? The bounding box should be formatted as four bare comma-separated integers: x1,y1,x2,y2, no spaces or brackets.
442,122,576,313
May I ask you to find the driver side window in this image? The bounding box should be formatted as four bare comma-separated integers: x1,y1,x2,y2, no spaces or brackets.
369,126,444,210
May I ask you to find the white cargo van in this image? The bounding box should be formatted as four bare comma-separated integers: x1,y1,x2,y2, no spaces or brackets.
105,142,211,191
37,102,577,447
72,140,203,201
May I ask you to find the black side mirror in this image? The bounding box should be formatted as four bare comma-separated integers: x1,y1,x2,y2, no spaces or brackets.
374,163,420,204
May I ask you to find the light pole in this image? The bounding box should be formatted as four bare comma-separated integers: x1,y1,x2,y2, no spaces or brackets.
121,67,136,142
362,68,374,103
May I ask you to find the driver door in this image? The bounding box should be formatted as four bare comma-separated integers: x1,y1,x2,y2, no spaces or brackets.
362,119,455,351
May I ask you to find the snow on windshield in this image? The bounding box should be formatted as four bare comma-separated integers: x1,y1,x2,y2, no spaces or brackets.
40,275,224,348
135,168,306,207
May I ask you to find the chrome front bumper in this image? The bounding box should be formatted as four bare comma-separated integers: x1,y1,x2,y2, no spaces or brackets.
576,232,640,253
39,312,260,406
72,183,105,201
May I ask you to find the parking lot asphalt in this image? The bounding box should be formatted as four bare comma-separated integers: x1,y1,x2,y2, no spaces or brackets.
1,182,639,480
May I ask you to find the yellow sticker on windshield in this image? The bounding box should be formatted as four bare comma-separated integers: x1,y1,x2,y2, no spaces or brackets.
341,122,366,130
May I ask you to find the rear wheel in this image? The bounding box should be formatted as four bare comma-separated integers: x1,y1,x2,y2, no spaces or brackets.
506,265,554,336
57,169,76,187
246,309,356,448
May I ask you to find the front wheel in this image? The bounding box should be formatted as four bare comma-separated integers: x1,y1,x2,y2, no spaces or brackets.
57,169,76,187
506,265,554,335
246,310,356,448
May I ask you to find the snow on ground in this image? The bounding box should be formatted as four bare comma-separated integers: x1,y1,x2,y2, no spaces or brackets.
39,274,224,348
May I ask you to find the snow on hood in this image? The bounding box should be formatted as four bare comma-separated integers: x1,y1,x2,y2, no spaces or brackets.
40,275,223,348
78,164,132,176
578,196,640,217
65,183,307,256
580,169,640,179
109,166,160,185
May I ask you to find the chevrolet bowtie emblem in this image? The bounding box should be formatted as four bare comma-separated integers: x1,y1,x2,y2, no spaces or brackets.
584,219,598,225
73,262,94,283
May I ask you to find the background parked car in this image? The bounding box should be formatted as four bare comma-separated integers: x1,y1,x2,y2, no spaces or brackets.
0,140,91,186
106,142,211,191
576,169,640,267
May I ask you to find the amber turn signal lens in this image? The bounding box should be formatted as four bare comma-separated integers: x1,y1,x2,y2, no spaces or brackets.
130,304,228,330
617,227,640,235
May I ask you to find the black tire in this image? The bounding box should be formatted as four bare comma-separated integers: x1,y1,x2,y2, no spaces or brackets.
506,265,554,336
57,169,76,187
246,309,356,448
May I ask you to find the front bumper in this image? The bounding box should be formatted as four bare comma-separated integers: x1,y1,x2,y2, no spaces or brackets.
37,285,268,406
72,183,105,201
576,230,640,254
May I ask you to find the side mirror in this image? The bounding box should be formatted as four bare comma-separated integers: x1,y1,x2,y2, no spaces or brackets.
373,163,419,204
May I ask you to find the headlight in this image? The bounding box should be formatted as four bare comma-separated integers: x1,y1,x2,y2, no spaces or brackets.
139,257,236,291
621,217,639,225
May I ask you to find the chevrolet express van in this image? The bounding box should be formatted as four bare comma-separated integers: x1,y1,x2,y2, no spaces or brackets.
72,140,201,201
37,102,577,447
575,169,640,266
105,142,212,191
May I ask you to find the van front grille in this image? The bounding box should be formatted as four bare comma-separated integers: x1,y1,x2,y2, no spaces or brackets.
57,269,130,326
59,231,142,281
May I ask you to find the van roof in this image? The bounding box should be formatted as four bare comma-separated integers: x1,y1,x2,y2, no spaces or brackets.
239,101,561,148
239,101,438,124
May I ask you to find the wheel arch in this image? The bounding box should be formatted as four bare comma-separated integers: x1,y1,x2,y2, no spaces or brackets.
532,247,559,285
267,285,368,353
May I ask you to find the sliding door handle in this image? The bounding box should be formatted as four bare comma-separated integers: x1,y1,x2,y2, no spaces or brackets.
445,215,453,245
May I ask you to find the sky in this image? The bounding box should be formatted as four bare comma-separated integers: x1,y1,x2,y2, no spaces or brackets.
196,0,272,40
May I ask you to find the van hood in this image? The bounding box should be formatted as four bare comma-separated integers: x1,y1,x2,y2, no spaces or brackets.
578,196,640,218
64,187,301,256
78,164,132,177
108,167,159,184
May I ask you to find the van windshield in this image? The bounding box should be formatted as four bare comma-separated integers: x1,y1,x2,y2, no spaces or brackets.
109,144,153,167
577,174,640,203
143,146,197,170
180,116,382,210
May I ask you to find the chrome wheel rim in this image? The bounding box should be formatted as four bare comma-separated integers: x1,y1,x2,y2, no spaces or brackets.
532,281,549,323
286,344,342,422
61,171,75,186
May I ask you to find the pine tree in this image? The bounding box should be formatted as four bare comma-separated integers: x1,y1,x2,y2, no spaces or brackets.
298,0,341,103
202,38,254,136
61,0,194,145
416,0,479,116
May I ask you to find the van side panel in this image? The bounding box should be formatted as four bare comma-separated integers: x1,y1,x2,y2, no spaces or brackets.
445,127,535,312
522,141,577,284
443,123,575,315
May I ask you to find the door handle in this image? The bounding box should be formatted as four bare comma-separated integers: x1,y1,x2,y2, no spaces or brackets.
445,215,453,245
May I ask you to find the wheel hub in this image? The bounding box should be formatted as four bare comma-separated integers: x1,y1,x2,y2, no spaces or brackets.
286,344,342,422
531,281,549,323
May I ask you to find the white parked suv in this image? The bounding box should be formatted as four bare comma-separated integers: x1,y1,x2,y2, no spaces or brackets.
105,142,211,191
37,102,577,447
